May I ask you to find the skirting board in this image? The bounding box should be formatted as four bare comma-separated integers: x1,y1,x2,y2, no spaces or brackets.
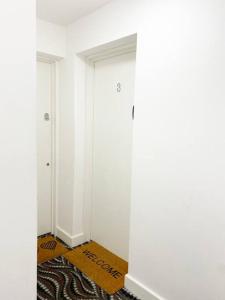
125,274,166,300
56,226,87,248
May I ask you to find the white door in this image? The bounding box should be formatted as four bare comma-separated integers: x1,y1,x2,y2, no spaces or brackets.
37,61,52,236
91,52,136,260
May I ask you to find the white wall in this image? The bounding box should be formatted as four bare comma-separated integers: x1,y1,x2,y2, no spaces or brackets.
37,19,66,58
0,0,36,299
59,0,225,299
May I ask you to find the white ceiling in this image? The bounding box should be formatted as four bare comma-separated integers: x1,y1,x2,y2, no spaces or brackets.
37,0,113,25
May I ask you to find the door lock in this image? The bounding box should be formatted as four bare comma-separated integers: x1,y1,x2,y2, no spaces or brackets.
116,82,121,93
46,162,50,166
44,113,50,121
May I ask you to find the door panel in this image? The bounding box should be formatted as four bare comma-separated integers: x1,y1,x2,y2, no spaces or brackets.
37,61,52,236
91,52,136,260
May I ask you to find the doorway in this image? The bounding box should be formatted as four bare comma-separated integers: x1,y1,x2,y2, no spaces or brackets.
90,51,136,261
37,60,55,236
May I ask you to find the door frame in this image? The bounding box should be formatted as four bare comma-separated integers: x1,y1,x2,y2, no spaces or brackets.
37,55,59,236
78,35,137,243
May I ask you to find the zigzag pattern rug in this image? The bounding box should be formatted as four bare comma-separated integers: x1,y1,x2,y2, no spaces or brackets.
37,256,140,300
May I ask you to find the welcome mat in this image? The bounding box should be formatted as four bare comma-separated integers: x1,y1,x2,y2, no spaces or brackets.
38,235,69,264
64,241,128,294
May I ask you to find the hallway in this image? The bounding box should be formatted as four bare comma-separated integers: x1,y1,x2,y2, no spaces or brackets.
1,0,225,299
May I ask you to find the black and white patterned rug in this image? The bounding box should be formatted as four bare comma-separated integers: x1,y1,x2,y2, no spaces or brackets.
37,256,140,300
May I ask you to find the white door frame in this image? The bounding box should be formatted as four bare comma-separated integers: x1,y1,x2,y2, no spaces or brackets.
37,54,59,236
78,35,137,243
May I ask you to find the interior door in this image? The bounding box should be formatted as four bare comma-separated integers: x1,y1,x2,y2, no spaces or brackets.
91,52,136,260
37,61,52,236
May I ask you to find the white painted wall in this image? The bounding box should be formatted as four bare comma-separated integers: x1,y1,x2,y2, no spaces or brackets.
59,0,225,299
0,0,36,299
37,19,66,58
